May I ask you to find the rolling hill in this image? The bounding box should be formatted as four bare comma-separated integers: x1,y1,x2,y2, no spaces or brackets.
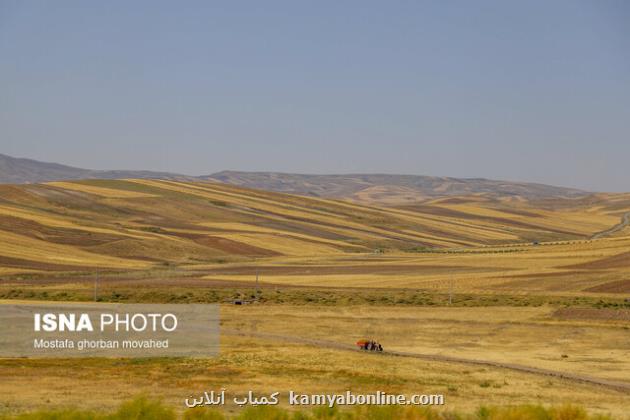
1,154,590,205
0,178,626,277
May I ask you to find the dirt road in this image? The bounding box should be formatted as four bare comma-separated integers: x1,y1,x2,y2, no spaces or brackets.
225,329,630,393
591,211,630,239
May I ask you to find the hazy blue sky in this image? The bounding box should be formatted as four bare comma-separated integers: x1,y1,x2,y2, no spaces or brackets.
1,1,629,191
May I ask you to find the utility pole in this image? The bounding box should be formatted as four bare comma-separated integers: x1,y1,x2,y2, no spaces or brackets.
255,266,260,296
94,268,98,302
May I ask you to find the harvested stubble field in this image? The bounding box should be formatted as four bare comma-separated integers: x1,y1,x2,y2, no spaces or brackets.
1,179,630,418
0,179,628,272
0,303,629,418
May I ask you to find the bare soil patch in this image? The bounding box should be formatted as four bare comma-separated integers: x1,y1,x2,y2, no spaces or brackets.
0,255,86,271
565,251,630,270
0,215,122,246
171,232,281,256
585,279,630,293
553,307,630,321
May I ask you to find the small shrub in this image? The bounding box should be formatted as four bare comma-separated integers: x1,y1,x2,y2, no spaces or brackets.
309,405,339,419
550,405,590,420
234,406,290,420
110,396,176,420
475,404,606,420
183,408,225,420
15,409,98,420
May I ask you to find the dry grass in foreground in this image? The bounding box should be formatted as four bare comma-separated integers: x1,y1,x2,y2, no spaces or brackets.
1,335,629,418
0,396,616,420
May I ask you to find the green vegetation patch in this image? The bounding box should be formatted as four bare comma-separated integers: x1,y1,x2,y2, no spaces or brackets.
0,397,611,420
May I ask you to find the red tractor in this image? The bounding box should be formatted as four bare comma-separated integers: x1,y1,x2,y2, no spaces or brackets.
356,339,383,352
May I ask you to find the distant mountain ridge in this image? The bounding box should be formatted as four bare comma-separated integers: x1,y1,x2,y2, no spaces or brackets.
203,171,589,203
0,153,589,202
0,153,192,184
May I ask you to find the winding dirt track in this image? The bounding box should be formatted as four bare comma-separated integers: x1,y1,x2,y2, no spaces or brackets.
591,211,630,239
225,329,630,394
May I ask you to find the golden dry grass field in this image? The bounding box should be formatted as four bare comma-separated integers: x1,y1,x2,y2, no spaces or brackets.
1,179,630,418
0,179,628,271
1,304,629,418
